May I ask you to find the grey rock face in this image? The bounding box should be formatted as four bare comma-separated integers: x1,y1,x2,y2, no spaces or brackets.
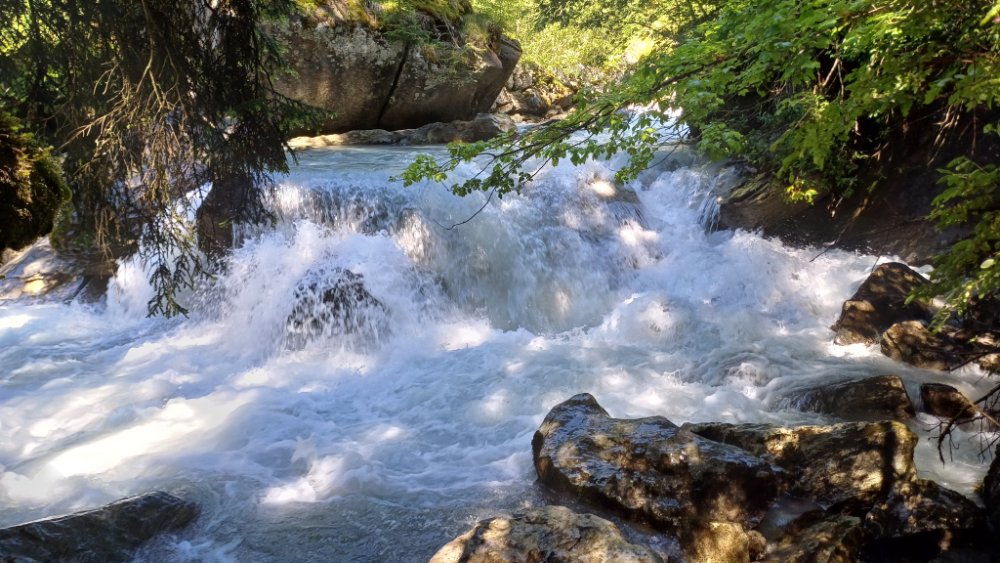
684,421,917,511
429,505,664,563
831,262,931,346
531,394,783,534
273,18,520,135
0,492,198,562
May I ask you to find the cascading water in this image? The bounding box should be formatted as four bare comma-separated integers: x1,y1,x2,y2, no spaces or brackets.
0,144,995,561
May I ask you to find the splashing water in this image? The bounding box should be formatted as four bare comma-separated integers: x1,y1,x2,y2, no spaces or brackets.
0,144,994,561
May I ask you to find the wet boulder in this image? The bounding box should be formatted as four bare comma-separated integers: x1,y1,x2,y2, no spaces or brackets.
881,321,972,371
531,394,783,543
863,478,984,540
429,505,663,563
785,375,915,421
684,421,917,512
761,510,863,563
285,268,389,348
0,491,198,562
919,383,986,426
831,263,932,345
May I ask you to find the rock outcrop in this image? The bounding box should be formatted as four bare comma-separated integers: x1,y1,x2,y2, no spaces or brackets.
438,394,991,563
429,505,663,563
785,375,915,421
0,492,198,562
830,263,931,345
531,394,783,561
271,6,520,135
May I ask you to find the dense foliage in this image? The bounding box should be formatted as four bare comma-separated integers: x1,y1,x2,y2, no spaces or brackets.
0,0,311,315
407,0,1000,320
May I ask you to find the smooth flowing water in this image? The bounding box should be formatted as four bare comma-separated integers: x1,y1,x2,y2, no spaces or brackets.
0,145,994,561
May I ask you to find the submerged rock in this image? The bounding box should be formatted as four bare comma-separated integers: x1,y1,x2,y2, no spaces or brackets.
429,505,663,563
831,263,932,346
761,510,863,563
786,374,915,421
0,238,114,304
684,421,917,512
531,394,783,554
285,268,389,348
0,491,198,562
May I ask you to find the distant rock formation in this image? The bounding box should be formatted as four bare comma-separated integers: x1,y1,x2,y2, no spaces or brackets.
271,4,520,135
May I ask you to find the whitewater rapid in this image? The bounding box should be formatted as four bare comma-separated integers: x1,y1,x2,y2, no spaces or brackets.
0,145,994,561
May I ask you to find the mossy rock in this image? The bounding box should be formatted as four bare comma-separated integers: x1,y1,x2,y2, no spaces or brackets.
0,111,71,252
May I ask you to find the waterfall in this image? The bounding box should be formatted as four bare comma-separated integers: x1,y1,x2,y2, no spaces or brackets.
0,144,992,562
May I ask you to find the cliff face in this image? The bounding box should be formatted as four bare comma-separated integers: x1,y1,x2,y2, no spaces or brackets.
271,4,520,134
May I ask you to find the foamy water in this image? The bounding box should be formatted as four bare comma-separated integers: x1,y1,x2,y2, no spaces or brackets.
0,145,994,561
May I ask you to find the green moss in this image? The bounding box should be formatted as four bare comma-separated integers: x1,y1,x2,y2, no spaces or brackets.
0,111,70,251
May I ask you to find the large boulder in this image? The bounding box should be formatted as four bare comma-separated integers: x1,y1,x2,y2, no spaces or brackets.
831,263,932,345
531,394,783,543
379,38,521,131
0,492,198,562
272,7,520,135
784,375,915,421
429,505,663,563
684,421,917,512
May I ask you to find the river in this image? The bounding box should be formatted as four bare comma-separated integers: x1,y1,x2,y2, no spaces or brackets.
0,145,992,561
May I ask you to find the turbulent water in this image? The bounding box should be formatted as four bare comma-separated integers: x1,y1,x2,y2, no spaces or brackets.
0,145,995,561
